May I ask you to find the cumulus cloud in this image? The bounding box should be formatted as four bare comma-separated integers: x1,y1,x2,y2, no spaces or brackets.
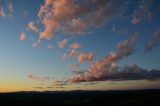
19,32,26,41
58,39,68,48
70,43,81,49
70,33,138,82
78,52,94,63
70,63,160,82
38,0,127,40
145,28,160,52
27,21,39,32
27,73,50,81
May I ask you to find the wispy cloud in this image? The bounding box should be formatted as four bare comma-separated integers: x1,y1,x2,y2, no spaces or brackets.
131,0,154,24
69,49,77,59
0,5,5,17
145,28,160,52
27,73,50,81
61,52,67,61
53,80,67,86
7,2,13,16
0,1,13,17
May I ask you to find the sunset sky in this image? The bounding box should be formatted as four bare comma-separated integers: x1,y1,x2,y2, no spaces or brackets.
0,0,160,92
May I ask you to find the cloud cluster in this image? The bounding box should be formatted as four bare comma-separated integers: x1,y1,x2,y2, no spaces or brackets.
27,73,50,81
70,33,138,82
70,63,160,82
131,0,154,24
68,43,81,59
38,0,127,40
145,28,160,52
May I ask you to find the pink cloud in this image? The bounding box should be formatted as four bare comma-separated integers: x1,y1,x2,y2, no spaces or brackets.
0,5,5,17
27,21,39,32
69,49,77,59
70,32,138,82
78,52,94,63
19,32,26,41
58,39,68,48
47,44,53,49
27,73,50,81
37,0,126,40
131,17,141,24
70,43,81,49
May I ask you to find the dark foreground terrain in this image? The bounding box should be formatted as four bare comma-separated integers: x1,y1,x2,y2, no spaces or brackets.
0,89,160,106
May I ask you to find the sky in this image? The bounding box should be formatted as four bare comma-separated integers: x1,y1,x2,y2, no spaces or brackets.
0,0,160,92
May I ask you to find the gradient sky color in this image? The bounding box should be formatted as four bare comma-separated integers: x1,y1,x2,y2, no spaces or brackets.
0,0,160,92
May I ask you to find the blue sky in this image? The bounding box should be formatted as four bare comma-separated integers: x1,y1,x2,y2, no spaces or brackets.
0,0,160,92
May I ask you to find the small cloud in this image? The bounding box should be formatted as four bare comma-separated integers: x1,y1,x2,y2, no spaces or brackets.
145,28,160,52
27,21,39,32
47,44,53,49
131,17,141,24
70,43,81,49
78,52,94,63
58,39,68,48
69,49,77,59
7,2,13,16
131,0,153,24
0,5,5,17
27,73,50,81
61,52,67,61
19,32,26,41
32,39,41,48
